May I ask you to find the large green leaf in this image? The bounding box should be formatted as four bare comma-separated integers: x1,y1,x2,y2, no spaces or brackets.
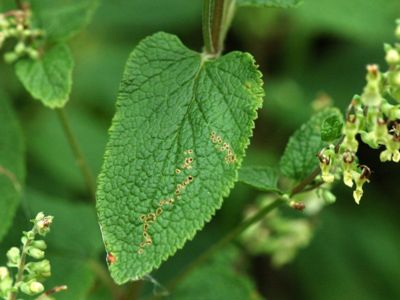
30,0,99,41
15,44,73,109
96,32,264,284
239,165,280,193
237,0,301,8
0,93,25,242
279,108,342,181
171,247,263,300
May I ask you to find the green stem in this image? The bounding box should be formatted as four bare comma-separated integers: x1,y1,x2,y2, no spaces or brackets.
290,167,320,197
202,0,214,54
164,198,284,294
202,0,235,57
8,232,35,300
56,108,96,201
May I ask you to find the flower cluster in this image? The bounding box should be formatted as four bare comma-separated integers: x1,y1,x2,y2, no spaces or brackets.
241,196,313,267
0,212,60,300
0,4,44,63
317,20,400,204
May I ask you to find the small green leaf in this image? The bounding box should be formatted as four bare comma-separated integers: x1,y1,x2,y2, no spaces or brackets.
320,114,344,142
0,92,25,242
30,0,99,41
172,247,263,300
279,108,342,181
236,0,301,8
96,32,264,283
15,44,73,108
239,166,280,193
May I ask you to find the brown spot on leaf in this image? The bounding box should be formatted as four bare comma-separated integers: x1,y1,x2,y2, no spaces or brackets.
106,252,117,265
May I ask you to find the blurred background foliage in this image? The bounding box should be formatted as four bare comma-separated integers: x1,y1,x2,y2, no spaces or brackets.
1,0,400,299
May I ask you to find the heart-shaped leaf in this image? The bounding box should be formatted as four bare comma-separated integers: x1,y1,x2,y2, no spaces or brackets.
96,32,264,283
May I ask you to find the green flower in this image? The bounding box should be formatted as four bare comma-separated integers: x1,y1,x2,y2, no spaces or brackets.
352,166,371,205
6,247,20,266
20,280,44,296
318,149,335,183
361,65,383,107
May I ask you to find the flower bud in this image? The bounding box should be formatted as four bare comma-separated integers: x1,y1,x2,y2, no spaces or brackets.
4,52,18,64
6,247,20,265
322,189,336,204
35,212,45,221
16,23,24,32
26,260,51,278
14,42,25,55
385,49,400,64
26,247,45,259
0,15,9,29
34,213,54,236
27,48,39,60
32,240,47,250
0,267,9,280
25,230,35,240
396,20,400,39
0,269,12,296
20,280,44,295
361,65,383,107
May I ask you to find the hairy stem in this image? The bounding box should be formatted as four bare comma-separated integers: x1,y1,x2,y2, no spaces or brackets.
202,0,214,54
56,108,96,201
202,0,234,57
